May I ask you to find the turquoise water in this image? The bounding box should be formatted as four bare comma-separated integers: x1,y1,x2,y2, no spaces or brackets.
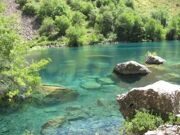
0,41,180,135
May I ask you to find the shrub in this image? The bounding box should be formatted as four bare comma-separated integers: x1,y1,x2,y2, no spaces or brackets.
115,10,145,42
23,2,39,15
151,9,169,27
125,0,134,9
121,110,164,135
66,26,88,46
55,15,71,36
39,17,58,38
145,18,165,41
15,0,28,7
38,0,69,19
166,15,180,40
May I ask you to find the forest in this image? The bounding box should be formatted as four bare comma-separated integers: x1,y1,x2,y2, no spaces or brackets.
15,0,180,46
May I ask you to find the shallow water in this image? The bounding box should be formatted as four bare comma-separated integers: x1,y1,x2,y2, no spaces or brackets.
0,41,180,135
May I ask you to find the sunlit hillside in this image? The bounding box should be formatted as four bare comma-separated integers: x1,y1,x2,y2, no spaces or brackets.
134,0,180,17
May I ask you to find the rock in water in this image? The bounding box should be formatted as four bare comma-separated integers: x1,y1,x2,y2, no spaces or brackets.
117,81,180,119
145,55,166,64
113,61,151,75
98,77,114,85
80,80,101,90
34,85,79,106
41,116,66,135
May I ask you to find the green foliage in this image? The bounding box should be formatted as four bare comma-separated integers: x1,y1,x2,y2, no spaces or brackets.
15,0,28,7
39,17,58,39
115,10,145,42
145,18,165,41
23,1,39,15
125,0,134,9
151,9,169,27
0,2,5,13
0,16,49,103
66,26,88,46
167,113,180,125
96,10,114,37
55,15,71,36
166,15,180,40
15,0,180,46
147,51,157,57
38,0,69,19
121,110,164,135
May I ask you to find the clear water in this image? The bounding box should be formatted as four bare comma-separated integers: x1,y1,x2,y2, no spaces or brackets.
0,41,180,135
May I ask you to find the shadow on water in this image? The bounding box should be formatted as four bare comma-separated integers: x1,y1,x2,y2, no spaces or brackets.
111,73,146,84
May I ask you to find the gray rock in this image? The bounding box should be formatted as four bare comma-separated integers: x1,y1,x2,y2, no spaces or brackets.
145,55,166,64
117,81,180,119
145,124,180,135
113,61,151,75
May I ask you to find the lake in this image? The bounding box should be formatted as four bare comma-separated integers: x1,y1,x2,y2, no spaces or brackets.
0,41,180,135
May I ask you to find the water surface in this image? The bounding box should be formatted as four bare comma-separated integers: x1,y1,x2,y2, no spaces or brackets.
0,41,180,135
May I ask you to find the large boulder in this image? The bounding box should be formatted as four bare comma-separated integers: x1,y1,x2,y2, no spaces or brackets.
145,55,166,65
113,61,151,75
117,81,180,119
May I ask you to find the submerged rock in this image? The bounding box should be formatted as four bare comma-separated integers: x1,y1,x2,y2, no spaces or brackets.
80,80,101,90
117,81,180,119
145,124,180,135
98,77,114,85
41,116,66,135
113,61,151,75
146,55,166,65
34,85,79,106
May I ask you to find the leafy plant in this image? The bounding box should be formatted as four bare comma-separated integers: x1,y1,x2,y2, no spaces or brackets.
147,51,157,57
120,110,164,135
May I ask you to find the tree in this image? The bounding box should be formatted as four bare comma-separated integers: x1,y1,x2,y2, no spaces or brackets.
145,18,165,41
115,10,145,42
166,15,180,40
0,16,48,103
66,26,87,46
55,15,71,36
151,9,169,27
96,10,114,37
39,17,58,39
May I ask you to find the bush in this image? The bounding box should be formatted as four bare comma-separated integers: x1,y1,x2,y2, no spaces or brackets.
151,9,168,27
96,10,114,37
38,0,68,19
66,26,88,46
166,15,180,40
15,0,28,7
55,15,71,36
39,17,58,38
23,2,39,15
121,110,164,135
145,18,165,41
125,0,134,9
115,10,145,42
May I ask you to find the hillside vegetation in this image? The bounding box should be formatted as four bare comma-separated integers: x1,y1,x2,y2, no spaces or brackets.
13,0,180,46
134,0,180,17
